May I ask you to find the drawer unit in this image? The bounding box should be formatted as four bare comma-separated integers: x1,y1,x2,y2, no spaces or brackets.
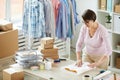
114,14,120,33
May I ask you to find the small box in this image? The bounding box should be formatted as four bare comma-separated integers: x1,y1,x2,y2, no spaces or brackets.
41,37,54,44
100,0,107,10
3,68,24,80
0,29,18,58
41,43,54,49
0,19,13,31
114,5,120,13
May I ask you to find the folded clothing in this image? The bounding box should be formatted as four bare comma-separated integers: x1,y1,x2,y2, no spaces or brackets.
63,62,93,75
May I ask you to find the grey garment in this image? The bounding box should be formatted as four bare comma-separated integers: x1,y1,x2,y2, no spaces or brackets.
43,0,55,37
68,0,75,36
48,0,55,37
44,0,51,34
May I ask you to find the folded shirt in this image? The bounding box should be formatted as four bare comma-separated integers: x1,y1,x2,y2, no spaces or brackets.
63,62,93,75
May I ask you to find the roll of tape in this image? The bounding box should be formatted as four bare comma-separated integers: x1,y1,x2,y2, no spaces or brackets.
82,75,91,80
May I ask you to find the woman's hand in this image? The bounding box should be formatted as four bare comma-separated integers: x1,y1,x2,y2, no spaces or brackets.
88,55,108,68
76,59,82,67
88,62,98,68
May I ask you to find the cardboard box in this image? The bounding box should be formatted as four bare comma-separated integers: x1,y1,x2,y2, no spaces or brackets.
100,0,107,10
0,29,18,58
115,5,120,13
43,53,59,60
41,37,54,44
44,55,59,60
0,19,13,31
39,46,58,54
38,46,59,60
3,68,24,80
41,43,54,49
43,53,58,56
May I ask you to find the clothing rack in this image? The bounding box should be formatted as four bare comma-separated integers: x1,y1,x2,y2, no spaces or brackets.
22,0,79,59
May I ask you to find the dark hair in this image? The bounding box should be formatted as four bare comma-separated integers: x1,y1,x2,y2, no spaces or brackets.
82,9,96,22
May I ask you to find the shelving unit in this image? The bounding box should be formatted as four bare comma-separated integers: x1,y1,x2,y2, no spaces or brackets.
97,0,120,73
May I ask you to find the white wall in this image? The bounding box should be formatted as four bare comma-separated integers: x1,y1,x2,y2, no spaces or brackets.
71,0,98,48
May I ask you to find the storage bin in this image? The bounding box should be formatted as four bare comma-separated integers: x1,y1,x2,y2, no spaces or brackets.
114,14,120,33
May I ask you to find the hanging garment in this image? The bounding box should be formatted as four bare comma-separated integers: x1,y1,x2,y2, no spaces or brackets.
56,0,68,39
43,0,55,37
48,0,55,37
22,0,45,38
51,0,60,25
71,0,80,26
64,0,72,38
67,0,75,37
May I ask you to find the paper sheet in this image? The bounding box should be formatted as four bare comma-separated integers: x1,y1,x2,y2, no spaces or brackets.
63,62,93,75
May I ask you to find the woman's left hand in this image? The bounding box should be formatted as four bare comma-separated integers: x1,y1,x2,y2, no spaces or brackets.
88,63,98,68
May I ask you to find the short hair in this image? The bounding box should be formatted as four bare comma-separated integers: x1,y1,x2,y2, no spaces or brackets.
82,9,96,22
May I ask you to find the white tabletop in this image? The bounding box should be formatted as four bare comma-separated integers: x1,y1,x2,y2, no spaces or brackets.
23,60,101,80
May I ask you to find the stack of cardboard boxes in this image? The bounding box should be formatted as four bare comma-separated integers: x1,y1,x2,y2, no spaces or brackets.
0,20,19,80
39,37,59,60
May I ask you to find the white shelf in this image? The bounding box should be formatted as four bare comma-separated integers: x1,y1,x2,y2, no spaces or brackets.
113,12,120,15
112,49,120,53
97,9,112,14
98,0,120,73
112,31,120,35
107,29,112,33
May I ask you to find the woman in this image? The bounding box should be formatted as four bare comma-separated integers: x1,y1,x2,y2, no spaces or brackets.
76,9,112,69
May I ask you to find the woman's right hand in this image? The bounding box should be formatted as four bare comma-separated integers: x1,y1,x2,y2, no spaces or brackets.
76,59,82,67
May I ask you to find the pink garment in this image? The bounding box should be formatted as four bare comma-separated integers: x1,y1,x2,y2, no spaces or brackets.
51,0,60,24
76,23,112,56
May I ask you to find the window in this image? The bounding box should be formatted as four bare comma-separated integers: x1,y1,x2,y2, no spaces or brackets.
11,0,23,19
11,0,24,28
0,0,6,19
0,0,24,28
